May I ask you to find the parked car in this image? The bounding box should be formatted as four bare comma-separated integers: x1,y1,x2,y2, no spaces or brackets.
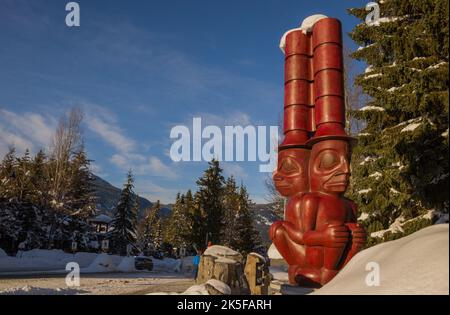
134,256,153,271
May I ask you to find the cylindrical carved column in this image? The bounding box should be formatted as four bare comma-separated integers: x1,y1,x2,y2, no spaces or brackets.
279,29,314,149
309,18,347,141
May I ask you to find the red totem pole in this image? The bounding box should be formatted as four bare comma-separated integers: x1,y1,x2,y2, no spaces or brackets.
269,16,366,287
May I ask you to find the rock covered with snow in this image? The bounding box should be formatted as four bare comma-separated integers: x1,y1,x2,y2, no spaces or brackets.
313,224,449,295
203,245,243,263
149,279,231,296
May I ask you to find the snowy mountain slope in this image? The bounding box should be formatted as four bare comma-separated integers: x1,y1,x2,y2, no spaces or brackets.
251,203,279,244
313,224,449,295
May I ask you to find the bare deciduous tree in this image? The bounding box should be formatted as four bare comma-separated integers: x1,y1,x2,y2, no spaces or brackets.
49,107,84,210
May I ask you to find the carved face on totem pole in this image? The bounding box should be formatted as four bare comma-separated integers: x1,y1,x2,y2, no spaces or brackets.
309,139,351,194
273,148,310,197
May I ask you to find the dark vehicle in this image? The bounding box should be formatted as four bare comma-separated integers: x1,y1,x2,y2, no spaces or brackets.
134,256,153,271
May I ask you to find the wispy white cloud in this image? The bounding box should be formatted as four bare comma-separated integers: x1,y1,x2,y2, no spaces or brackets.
0,108,56,157
222,162,248,180
110,153,178,179
84,107,136,153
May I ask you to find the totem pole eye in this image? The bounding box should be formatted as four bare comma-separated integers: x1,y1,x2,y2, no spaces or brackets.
280,158,299,174
319,151,339,169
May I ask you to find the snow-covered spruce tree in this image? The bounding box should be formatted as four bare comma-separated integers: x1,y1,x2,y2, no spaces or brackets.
137,200,160,253
164,193,187,248
110,171,138,255
347,0,449,246
220,176,239,248
187,190,206,249
232,185,262,255
67,147,96,219
195,158,225,245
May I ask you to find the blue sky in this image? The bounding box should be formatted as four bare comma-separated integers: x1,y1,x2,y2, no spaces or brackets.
0,0,366,204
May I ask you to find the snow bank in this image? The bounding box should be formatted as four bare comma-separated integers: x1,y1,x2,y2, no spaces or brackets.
0,249,182,274
82,253,117,273
152,257,182,273
116,257,137,272
268,243,283,260
313,224,449,295
0,249,104,273
180,256,195,273
0,248,8,258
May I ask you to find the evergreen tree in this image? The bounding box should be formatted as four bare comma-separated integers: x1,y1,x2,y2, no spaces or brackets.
68,148,96,219
29,149,50,208
137,200,161,253
0,147,17,201
164,193,184,247
110,171,138,255
195,159,224,245
220,176,239,247
189,191,206,249
232,185,261,255
347,0,449,245
16,149,33,202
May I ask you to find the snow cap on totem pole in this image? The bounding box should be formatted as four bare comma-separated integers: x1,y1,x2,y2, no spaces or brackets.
306,16,357,146
278,14,327,151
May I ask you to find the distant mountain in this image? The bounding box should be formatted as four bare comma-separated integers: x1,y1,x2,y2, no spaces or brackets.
251,203,280,245
91,174,172,219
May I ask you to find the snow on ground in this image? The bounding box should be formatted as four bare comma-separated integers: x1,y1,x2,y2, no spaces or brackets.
0,248,7,258
269,265,289,282
0,285,87,295
0,273,194,295
148,279,231,295
268,243,283,260
313,224,449,295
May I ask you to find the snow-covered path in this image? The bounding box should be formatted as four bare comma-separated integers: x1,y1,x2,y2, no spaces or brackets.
0,272,194,295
